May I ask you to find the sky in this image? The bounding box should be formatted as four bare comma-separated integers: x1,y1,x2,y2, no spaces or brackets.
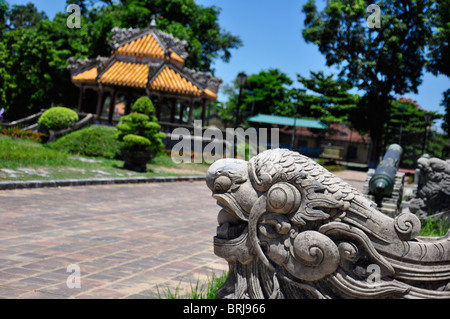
7,0,450,129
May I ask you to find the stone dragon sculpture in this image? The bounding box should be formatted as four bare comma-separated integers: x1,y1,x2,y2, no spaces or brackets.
206,149,450,299
409,156,450,220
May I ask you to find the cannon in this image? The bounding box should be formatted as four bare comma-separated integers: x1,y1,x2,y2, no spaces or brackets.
363,144,405,217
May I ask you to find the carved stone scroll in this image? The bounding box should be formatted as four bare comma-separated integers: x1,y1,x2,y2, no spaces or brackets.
206,149,450,299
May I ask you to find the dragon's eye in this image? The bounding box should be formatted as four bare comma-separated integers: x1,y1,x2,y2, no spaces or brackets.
214,176,232,192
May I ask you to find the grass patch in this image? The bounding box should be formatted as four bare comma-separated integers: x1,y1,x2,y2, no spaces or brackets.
0,134,70,169
155,271,228,299
0,134,209,181
419,217,450,237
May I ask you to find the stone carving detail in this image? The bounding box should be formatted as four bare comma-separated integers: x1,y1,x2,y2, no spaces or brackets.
67,56,111,76
181,68,223,93
409,156,450,220
110,27,146,50
154,29,189,60
206,149,450,299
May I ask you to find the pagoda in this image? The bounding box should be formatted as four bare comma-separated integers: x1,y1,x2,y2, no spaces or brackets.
68,19,222,126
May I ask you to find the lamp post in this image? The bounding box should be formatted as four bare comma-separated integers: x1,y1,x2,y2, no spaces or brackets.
422,113,432,155
290,89,307,151
234,72,247,128
234,72,247,158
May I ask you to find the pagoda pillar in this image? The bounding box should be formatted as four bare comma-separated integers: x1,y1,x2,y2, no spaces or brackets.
187,98,194,125
201,98,207,124
170,99,177,123
125,90,132,115
156,95,164,120
96,85,105,121
179,102,185,124
108,87,117,124
77,84,85,113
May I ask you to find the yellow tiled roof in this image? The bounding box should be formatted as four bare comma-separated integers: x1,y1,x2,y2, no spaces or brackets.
72,60,217,99
72,67,98,83
116,33,185,65
149,66,202,96
98,61,149,88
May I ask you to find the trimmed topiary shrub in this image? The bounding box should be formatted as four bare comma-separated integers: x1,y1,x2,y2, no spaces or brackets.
38,107,79,131
122,134,151,152
49,126,123,159
130,96,156,115
116,96,165,158
116,96,165,172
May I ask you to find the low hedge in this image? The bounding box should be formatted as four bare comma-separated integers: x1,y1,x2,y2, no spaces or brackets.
49,125,123,159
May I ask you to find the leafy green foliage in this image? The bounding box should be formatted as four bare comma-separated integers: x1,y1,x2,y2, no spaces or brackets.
7,3,48,30
296,71,359,122
63,0,242,71
49,125,123,159
382,98,441,167
38,107,79,131
131,96,156,115
1,19,82,119
0,0,8,33
221,68,294,126
221,68,360,128
426,0,450,77
122,134,151,152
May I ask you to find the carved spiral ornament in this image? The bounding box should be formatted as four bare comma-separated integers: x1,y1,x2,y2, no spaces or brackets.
286,231,340,282
394,212,421,240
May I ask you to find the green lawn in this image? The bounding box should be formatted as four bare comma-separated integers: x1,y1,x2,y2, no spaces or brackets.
0,134,209,181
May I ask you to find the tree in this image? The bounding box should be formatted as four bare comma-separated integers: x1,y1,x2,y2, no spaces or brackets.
76,0,243,72
302,0,435,165
1,18,82,119
383,97,441,167
221,69,294,127
0,0,8,33
426,0,450,77
7,3,48,30
0,39,11,108
295,71,359,123
425,0,450,136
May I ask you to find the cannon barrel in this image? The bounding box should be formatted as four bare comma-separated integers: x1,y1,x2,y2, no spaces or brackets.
369,144,403,197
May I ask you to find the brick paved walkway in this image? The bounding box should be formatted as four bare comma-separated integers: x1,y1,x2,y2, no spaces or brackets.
0,170,367,299
0,181,227,299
